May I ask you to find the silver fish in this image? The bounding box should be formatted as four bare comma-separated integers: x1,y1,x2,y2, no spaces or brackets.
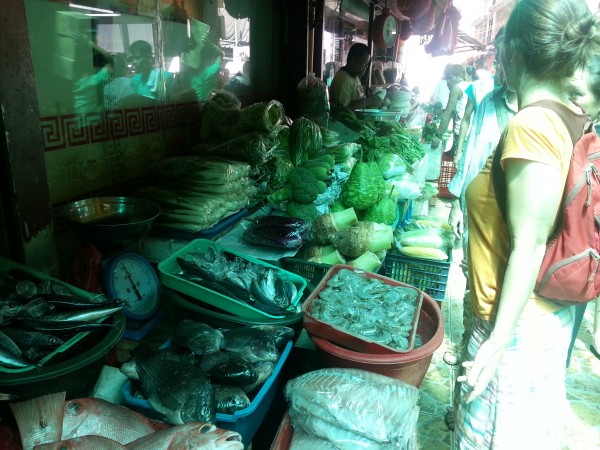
38,306,122,322
33,435,128,449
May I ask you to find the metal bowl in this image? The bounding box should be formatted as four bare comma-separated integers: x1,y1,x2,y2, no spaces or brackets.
62,197,161,243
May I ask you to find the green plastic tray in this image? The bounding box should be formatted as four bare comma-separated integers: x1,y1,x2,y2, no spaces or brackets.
0,257,121,374
157,239,307,320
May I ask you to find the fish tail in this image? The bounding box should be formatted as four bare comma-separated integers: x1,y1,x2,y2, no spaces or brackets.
10,391,66,449
0,392,17,401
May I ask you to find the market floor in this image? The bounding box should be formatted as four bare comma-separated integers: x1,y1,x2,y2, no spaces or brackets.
416,198,600,450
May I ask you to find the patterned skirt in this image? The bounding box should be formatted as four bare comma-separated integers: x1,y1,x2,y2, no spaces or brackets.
453,306,574,450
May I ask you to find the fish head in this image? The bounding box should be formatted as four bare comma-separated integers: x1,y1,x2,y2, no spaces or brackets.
177,423,244,449
63,398,95,428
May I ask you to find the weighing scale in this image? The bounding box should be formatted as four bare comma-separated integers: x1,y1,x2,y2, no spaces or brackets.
63,197,165,340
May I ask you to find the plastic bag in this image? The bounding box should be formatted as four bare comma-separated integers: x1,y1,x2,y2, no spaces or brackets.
297,73,330,117
376,153,407,179
285,368,419,448
230,100,286,135
200,90,241,140
385,173,421,200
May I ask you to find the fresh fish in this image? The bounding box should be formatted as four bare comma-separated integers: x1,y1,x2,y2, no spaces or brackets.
0,295,24,321
173,319,225,356
213,385,251,414
1,328,64,351
22,297,54,318
16,279,38,298
134,352,216,425
241,361,275,393
37,306,122,322
250,271,296,316
33,435,128,449
10,392,66,450
224,326,280,364
204,351,258,387
120,346,182,381
61,397,169,444
14,318,115,335
37,293,122,310
0,330,35,368
126,422,244,450
251,325,295,350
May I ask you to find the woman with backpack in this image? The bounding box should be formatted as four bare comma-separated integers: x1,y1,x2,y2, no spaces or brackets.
454,1,600,448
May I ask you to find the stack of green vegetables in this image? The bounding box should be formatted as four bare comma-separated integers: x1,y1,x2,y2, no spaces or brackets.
138,157,257,233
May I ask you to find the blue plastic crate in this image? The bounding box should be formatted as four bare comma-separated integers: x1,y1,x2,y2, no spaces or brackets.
121,340,292,447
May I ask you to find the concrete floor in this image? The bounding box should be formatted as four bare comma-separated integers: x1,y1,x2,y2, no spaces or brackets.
416,198,600,450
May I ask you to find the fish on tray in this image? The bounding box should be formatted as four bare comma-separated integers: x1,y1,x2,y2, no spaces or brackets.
1,328,64,362
241,361,275,394
204,351,258,387
126,422,244,450
10,391,66,450
213,385,251,415
175,247,300,316
223,326,281,364
132,350,216,425
33,435,128,449
0,329,37,368
173,319,225,356
61,397,169,444
120,346,182,381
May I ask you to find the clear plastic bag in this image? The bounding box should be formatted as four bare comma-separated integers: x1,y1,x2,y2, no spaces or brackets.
285,368,419,449
297,73,330,117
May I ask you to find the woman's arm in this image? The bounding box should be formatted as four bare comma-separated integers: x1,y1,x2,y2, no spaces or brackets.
463,158,564,402
431,86,462,149
454,99,475,166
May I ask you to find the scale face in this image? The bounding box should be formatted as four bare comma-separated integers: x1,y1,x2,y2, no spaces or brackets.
101,252,161,321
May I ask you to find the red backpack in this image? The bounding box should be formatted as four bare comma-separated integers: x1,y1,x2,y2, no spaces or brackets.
492,100,599,304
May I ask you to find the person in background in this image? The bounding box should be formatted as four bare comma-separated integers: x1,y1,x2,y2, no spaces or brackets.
465,65,478,83
329,43,382,109
430,64,468,155
129,40,174,101
454,1,600,449
429,63,452,109
382,67,399,88
453,29,506,167
442,32,518,377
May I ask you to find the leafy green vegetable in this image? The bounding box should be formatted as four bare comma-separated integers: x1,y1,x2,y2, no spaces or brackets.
289,117,323,166
289,167,322,204
341,162,380,210
285,201,319,223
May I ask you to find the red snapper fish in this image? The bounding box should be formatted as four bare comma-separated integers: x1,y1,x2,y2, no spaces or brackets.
61,397,170,445
10,391,66,450
33,435,127,449
126,422,244,450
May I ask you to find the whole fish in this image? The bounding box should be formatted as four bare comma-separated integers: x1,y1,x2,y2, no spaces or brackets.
0,295,24,322
252,325,295,350
223,326,280,364
173,319,225,356
126,422,244,450
33,435,128,449
213,385,250,415
241,361,275,393
135,352,216,425
0,330,35,368
61,397,169,444
120,346,182,381
204,351,258,387
14,318,115,335
2,328,64,350
37,306,122,322
37,293,122,310
10,392,66,450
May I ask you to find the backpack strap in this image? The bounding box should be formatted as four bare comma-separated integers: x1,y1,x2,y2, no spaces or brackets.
492,100,592,221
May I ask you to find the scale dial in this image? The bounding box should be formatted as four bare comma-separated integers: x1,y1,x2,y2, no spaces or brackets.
102,252,160,321
373,9,399,48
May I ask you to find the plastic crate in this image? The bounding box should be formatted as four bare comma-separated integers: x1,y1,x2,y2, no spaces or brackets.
379,250,452,301
121,340,293,447
157,239,307,320
437,153,457,199
280,258,330,292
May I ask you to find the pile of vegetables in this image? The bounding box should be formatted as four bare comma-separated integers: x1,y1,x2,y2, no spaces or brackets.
138,157,257,233
393,215,454,261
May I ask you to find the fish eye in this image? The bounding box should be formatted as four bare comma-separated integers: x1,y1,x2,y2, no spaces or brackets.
198,422,215,434
65,401,82,415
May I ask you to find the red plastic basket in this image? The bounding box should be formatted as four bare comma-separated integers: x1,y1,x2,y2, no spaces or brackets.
437,153,457,199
